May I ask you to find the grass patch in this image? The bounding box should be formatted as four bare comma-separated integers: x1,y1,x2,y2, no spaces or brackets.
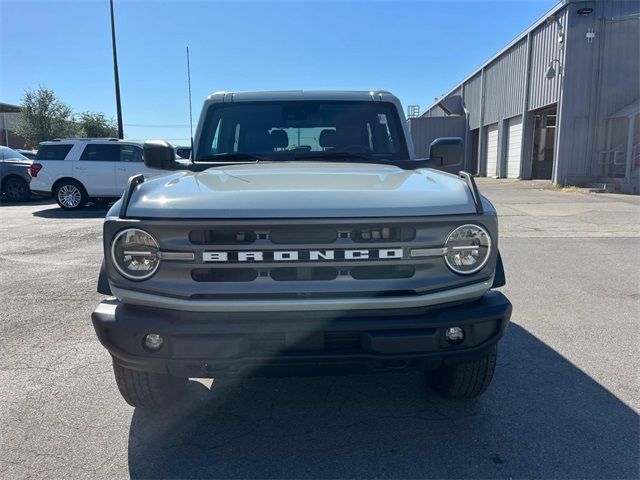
544,184,584,193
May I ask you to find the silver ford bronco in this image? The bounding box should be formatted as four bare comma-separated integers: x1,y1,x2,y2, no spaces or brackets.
92,90,511,408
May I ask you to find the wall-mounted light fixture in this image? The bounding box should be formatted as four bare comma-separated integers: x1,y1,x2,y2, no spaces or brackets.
577,8,593,16
545,59,562,80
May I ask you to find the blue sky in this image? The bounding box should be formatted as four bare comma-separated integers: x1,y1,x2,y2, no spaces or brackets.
1,0,556,144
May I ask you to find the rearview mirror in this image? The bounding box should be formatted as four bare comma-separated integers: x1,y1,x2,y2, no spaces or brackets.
143,140,178,170
429,137,464,167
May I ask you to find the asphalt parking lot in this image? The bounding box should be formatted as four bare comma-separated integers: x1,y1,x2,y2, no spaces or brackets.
1,179,638,479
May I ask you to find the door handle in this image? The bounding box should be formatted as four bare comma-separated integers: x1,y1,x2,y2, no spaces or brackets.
117,167,126,171
75,165,87,170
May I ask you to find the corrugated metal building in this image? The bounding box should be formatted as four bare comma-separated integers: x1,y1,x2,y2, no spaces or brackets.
411,0,640,193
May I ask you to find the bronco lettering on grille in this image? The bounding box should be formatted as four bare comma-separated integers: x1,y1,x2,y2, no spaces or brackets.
202,248,403,263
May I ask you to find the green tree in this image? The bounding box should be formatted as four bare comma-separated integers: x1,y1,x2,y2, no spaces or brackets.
16,86,78,147
76,111,119,138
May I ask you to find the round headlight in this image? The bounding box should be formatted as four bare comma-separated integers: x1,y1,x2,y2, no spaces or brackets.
444,224,491,275
111,228,160,280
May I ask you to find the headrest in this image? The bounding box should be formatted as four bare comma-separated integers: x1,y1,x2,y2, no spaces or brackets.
270,129,289,149
319,129,336,148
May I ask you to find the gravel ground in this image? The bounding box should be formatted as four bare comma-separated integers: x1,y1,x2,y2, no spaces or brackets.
0,180,638,479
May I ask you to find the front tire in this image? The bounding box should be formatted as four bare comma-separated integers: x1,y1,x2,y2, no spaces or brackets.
428,346,497,399
54,180,87,210
3,177,30,202
113,360,188,408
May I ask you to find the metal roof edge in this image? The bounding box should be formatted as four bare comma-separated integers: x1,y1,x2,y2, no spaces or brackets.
421,0,569,117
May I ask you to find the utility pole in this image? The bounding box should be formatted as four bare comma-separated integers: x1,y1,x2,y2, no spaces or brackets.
110,0,124,139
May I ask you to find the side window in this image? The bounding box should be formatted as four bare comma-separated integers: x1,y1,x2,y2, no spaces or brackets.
36,144,73,160
119,145,143,162
80,144,120,162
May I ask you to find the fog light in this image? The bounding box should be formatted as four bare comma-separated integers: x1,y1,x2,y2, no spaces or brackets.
144,333,164,351
445,327,465,345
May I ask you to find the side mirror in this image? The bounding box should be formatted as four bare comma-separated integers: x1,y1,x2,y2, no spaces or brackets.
175,146,191,159
143,140,178,170
429,137,464,167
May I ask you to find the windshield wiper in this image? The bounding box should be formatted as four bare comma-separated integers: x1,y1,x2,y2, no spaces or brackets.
292,151,379,162
291,151,435,169
197,152,277,163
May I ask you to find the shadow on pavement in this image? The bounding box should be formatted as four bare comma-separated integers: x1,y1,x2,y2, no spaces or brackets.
0,196,54,207
31,201,111,219
127,324,639,479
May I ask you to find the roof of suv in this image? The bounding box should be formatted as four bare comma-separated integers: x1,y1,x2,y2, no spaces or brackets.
39,138,143,146
205,90,398,103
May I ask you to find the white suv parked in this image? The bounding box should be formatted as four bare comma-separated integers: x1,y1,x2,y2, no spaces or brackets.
30,139,160,210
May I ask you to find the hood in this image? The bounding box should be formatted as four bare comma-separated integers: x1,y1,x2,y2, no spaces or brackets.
125,162,476,218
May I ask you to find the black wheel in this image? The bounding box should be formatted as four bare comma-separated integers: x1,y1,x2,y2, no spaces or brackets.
113,360,188,408
428,346,497,399
54,180,87,210
3,177,30,202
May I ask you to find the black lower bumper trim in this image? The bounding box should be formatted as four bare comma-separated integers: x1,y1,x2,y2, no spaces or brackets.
30,190,51,197
92,291,512,377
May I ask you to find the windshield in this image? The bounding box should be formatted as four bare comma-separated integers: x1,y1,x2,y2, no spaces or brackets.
196,100,409,162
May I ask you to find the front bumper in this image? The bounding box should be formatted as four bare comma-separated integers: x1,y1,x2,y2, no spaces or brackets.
92,291,512,377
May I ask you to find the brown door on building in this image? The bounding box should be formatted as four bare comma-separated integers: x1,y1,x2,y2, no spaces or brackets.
532,105,556,180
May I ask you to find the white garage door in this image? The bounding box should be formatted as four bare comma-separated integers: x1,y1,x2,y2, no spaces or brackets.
506,117,523,178
486,124,499,177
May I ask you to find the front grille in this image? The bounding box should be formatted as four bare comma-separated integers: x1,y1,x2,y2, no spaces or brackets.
270,227,338,244
189,224,416,246
190,230,256,245
192,268,258,282
270,267,338,282
350,265,415,280
109,214,496,304
250,333,286,354
190,266,414,282
147,218,464,297
351,226,416,242
187,222,423,283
